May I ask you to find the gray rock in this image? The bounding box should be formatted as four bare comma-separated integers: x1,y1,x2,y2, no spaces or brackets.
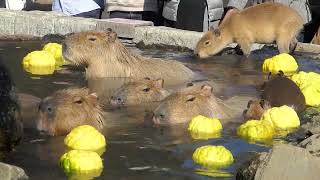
299,134,320,157
301,108,320,135
0,162,28,180
255,144,320,180
53,16,97,35
236,144,320,180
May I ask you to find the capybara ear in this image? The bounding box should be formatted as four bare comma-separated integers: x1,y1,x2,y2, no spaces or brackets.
277,70,284,77
213,29,221,37
153,79,164,88
109,31,118,42
87,93,98,106
247,100,253,108
200,85,213,96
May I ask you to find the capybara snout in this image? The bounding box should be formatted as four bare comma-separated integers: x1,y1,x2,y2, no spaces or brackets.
36,88,104,136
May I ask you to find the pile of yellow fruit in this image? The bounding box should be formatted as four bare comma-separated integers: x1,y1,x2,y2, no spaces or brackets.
22,43,66,75
60,125,106,179
237,105,300,143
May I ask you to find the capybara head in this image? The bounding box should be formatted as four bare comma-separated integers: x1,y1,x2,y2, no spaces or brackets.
152,84,223,126
194,27,230,58
62,29,117,66
110,78,170,106
261,71,306,112
37,88,104,136
243,99,271,120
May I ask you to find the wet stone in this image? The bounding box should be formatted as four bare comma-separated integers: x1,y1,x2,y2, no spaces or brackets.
0,162,28,180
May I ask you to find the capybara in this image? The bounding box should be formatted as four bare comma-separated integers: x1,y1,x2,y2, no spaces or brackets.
110,78,170,106
311,27,320,45
152,84,232,125
0,58,23,152
194,3,303,58
261,72,306,113
37,88,104,136
243,99,271,120
62,30,195,82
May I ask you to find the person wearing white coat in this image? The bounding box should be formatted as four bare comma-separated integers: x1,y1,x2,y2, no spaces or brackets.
5,0,26,10
52,0,104,18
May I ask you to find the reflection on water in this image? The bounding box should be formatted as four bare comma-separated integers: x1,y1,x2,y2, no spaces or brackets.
0,41,319,180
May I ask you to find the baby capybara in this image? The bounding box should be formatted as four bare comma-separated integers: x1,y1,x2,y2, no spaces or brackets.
152,84,231,125
243,99,271,120
195,3,303,57
261,73,306,113
62,30,195,83
110,78,170,106
37,88,104,136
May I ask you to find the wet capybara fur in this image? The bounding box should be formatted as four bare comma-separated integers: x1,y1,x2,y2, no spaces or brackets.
195,3,303,58
0,58,23,152
243,99,271,120
110,78,170,106
37,88,104,136
261,72,306,113
152,84,232,126
63,30,195,82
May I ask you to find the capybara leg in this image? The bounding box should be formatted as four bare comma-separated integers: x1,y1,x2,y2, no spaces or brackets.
289,38,298,53
237,39,252,57
276,36,290,53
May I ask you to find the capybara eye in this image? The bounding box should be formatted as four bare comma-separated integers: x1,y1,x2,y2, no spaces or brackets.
186,97,196,102
74,100,83,104
47,107,53,113
204,40,211,46
144,77,151,80
143,88,150,92
186,83,194,87
88,37,97,41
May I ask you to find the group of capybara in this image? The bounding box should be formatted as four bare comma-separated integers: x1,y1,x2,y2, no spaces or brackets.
19,2,318,137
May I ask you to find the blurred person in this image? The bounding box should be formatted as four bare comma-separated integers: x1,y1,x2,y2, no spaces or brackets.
52,0,105,18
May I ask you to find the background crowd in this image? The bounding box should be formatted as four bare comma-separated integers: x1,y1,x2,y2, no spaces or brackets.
2,0,320,43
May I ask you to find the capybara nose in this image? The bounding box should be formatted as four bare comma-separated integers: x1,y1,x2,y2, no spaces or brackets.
110,96,124,105
152,113,165,125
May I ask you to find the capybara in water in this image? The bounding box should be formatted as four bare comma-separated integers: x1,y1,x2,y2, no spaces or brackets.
110,78,170,106
243,99,271,120
261,72,306,113
152,84,232,125
311,27,320,45
37,88,104,136
62,30,195,82
194,3,303,58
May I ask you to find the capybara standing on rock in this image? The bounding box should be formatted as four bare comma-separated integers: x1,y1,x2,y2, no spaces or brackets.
110,78,170,106
152,84,233,125
261,72,306,113
194,3,303,58
62,30,195,82
37,88,104,136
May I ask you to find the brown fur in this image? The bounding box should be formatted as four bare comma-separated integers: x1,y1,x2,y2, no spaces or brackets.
62,30,195,82
37,88,104,136
110,78,170,106
152,84,232,125
195,3,303,58
311,27,320,45
243,99,271,120
261,73,306,113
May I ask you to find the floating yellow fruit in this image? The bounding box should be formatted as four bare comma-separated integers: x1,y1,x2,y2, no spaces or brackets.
262,53,298,75
22,50,56,75
59,150,103,175
291,71,320,106
192,145,234,168
43,43,65,66
188,115,222,140
237,120,274,142
64,125,106,155
261,105,300,130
